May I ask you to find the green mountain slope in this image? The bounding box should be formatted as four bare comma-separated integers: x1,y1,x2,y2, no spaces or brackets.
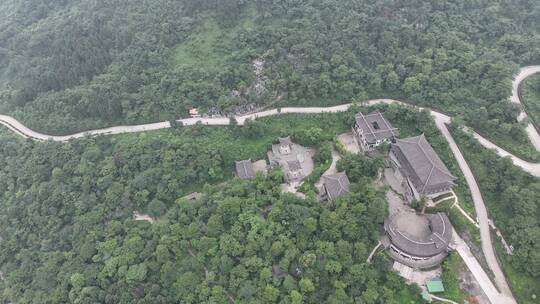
0,110,430,303
0,1,539,144
520,74,540,127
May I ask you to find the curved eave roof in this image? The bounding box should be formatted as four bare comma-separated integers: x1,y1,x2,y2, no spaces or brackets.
384,212,453,258
323,172,351,199
391,134,457,194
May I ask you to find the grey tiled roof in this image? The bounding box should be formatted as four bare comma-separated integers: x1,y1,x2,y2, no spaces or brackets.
391,134,456,194
355,111,399,144
323,172,351,200
287,160,302,172
279,136,293,147
235,160,255,179
384,212,453,258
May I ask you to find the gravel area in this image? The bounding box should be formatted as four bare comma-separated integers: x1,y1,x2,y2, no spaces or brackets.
337,132,360,154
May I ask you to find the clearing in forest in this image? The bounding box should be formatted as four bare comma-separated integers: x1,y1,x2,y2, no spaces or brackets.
173,16,256,71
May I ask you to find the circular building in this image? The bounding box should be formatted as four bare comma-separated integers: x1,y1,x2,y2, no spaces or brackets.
384,212,453,269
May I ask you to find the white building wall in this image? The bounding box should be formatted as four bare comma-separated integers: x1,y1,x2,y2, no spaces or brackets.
425,189,453,200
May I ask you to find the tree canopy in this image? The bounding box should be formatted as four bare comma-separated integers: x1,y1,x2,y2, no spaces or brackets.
0,0,539,160
1,0,540,302
452,127,540,303
0,120,421,303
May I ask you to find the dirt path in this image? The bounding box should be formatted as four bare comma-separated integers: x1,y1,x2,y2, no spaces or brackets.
323,149,341,176
314,148,341,191
366,241,382,263
430,294,460,304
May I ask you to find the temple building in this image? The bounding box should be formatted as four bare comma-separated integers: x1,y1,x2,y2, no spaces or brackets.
235,159,268,179
389,134,456,203
278,136,293,155
286,160,303,181
323,172,351,200
353,111,399,151
384,212,453,269
268,136,314,184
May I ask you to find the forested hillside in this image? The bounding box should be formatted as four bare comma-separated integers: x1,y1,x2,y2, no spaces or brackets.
452,127,540,303
520,74,540,127
1,1,540,157
0,110,427,303
2,1,540,302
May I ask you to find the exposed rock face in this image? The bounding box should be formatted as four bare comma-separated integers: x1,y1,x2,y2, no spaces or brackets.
250,57,268,97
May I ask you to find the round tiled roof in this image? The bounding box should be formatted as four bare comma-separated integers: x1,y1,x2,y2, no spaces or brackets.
384,212,453,258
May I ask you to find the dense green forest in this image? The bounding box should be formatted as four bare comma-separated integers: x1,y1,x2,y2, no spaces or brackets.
2,0,540,302
1,0,540,159
520,74,540,127
0,108,436,303
451,127,540,304
1,100,537,302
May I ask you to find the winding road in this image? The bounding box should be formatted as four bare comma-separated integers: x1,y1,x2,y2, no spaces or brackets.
511,65,540,151
1,66,540,304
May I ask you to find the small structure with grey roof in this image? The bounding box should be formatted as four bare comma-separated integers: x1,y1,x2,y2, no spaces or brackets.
384,212,453,269
323,172,351,200
269,136,314,185
235,159,268,179
353,111,399,151
389,134,456,203
278,136,293,154
286,160,302,180
235,159,256,179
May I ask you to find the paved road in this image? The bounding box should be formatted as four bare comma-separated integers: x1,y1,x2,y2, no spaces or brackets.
510,66,540,151
436,117,515,303
5,96,540,177
451,232,514,304
2,67,540,304
467,128,540,176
